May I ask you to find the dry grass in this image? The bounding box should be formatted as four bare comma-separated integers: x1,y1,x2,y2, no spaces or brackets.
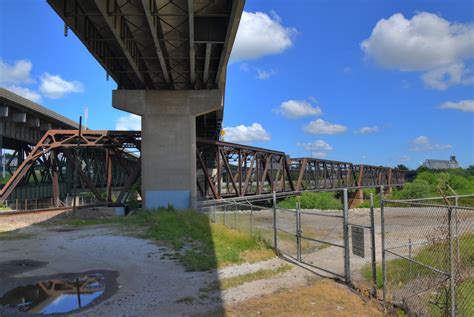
224,279,384,317
240,249,275,263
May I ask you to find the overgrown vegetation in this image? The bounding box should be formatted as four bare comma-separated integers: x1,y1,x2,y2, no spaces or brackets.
278,192,342,210
362,233,473,290
429,278,473,317
64,208,274,271
357,167,474,207
279,168,474,209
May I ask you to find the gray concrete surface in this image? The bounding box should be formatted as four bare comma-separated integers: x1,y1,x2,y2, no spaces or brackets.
113,90,223,209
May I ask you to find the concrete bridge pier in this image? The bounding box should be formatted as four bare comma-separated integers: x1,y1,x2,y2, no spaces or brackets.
349,189,364,208
113,89,223,209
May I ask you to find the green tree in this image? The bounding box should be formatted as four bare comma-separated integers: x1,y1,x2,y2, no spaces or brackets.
396,164,409,171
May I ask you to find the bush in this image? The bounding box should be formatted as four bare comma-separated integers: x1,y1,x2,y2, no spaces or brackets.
395,179,432,199
279,192,342,210
449,174,474,194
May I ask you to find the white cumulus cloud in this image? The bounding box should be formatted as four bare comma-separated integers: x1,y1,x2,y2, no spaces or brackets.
256,68,276,80
355,126,379,134
410,136,452,151
274,99,322,119
297,140,333,158
223,123,271,143
116,114,141,130
421,63,474,90
399,155,411,163
230,11,297,62
4,85,41,103
297,140,333,151
303,119,347,135
0,59,33,84
39,73,84,99
439,100,474,112
361,12,474,90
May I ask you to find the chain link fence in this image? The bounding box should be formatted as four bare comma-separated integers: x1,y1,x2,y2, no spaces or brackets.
198,189,361,283
382,196,474,316
199,190,473,316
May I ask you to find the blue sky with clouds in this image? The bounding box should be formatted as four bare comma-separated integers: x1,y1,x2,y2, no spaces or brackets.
0,0,473,168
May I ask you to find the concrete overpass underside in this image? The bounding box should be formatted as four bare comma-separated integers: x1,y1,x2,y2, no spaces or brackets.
47,0,245,208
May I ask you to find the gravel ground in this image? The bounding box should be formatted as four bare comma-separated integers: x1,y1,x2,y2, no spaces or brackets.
0,210,68,232
0,212,316,316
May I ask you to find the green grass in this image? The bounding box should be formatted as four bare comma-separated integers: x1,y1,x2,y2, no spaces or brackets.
395,308,408,317
62,209,274,271
279,192,342,210
362,233,474,289
0,231,35,240
201,264,292,292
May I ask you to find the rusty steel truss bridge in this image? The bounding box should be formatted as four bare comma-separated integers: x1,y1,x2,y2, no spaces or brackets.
0,130,405,208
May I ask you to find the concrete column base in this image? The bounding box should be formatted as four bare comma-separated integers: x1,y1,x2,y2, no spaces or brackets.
113,89,223,209
349,188,364,208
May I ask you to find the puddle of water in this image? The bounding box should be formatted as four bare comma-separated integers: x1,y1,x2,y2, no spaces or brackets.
0,273,106,314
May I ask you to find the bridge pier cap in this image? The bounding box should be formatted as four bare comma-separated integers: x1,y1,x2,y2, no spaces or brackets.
112,89,224,210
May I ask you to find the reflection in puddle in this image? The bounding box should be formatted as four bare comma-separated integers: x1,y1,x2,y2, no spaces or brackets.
0,273,105,314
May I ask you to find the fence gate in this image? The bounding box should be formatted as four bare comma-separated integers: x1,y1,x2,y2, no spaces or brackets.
273,190,351,282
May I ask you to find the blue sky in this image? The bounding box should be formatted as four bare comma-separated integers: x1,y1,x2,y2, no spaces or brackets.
0,0,473,168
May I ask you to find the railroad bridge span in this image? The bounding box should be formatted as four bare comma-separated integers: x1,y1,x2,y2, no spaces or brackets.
1,130,405,208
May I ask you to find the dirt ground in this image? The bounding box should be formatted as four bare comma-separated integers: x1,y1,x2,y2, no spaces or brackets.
0,210,387,316
225,279,383,317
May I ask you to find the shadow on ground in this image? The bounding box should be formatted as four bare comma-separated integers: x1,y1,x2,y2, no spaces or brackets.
0,208,229,316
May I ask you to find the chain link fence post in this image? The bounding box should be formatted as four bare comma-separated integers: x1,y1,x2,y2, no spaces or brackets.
448,206,456,317
369,192,377,297
250,205,253,236
272,191,277,251
380,185,386,306
343,188,351,283
296,201,302,262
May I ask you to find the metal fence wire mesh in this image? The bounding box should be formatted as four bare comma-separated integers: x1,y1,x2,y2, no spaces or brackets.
347,191,379,296
382,198,473,317
199,200,275,247
298,206,346,279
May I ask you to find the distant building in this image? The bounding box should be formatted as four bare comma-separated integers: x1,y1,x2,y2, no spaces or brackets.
422,156,459,169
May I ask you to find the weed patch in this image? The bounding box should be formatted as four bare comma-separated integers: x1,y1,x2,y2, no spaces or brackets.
0,231,35,240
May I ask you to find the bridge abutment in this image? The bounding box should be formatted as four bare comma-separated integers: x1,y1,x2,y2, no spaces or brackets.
113,89,223,209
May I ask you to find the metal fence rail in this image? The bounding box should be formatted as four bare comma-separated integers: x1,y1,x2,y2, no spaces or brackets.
381,197,474,316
